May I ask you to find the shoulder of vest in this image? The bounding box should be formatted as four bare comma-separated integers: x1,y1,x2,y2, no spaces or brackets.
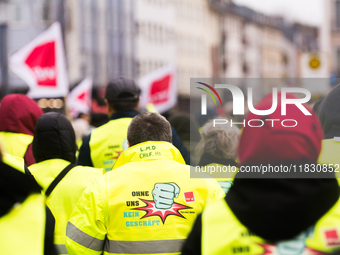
92,118,133,133
72,165,103,173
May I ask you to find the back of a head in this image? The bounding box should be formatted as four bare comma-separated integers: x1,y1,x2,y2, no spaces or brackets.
0,94,43,135
196,119,240,161
105,77,141,111
317,84,340,137
33,112,76,164
127,112,172,147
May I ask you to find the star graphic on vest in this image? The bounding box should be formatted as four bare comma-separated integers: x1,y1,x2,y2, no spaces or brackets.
134,199,192,224
112,151,122,160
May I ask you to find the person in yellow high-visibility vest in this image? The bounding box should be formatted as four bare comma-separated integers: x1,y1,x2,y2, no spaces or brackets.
182,92,340,255
66,112,224,255
29,112,103,255
0,144,58,255
0,94,43,166
77,77,190,171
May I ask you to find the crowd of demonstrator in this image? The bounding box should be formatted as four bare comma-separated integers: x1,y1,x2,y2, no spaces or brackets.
1,78,340,255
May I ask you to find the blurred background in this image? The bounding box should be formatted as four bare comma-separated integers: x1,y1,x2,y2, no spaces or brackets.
0,0,337,116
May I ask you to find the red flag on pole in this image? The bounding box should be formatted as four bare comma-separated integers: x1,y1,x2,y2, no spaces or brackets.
9,22,68,98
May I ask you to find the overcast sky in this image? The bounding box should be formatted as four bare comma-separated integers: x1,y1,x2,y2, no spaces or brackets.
233,0,324,26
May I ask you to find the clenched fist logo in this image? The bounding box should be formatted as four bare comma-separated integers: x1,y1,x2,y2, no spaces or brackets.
152,183,180,209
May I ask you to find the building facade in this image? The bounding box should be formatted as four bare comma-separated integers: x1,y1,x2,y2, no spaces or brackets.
66,0,135,87
134,0,176,80
174,0,220,96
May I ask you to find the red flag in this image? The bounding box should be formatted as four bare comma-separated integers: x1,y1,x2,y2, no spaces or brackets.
139,65,177,114
9,22,68,98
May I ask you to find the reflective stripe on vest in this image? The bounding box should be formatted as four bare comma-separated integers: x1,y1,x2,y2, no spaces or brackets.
0,132,33,158
104,239,185,254
202,197,340,254
89,118,133,171
66,222,105,251
0,193,45,255
66,222,185,254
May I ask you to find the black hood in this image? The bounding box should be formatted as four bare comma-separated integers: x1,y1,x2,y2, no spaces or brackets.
33,112,77,164
318,84,340,138
226,167,339,242
0,161,41,217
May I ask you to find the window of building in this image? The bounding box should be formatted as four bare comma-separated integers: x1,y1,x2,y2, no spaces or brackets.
8,2,27,28
14,5,22,21
34,0,52,28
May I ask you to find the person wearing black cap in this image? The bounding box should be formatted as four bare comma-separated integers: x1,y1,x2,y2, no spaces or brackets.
78,77,190,171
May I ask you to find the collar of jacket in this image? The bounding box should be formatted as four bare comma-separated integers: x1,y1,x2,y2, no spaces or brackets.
112,141,185,170
109,109,140,121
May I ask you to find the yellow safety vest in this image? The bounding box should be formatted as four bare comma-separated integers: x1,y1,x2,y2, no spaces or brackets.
29,158,103,255
66,141,224,255
2,153,25,173
202,197,340,255
0,193,45,255
0,132,33,158
89,118,132,171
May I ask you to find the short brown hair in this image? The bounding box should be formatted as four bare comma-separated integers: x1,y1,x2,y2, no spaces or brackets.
127,112,172,146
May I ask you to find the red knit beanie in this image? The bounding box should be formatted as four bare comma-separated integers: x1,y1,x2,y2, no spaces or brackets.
238,93,322,165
